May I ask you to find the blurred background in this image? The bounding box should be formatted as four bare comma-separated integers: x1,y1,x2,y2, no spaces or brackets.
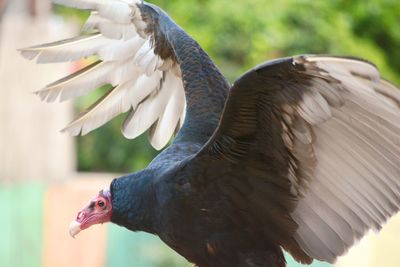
1,0,400,267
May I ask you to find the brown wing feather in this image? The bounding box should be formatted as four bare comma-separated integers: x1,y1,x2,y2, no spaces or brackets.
190,55,400,264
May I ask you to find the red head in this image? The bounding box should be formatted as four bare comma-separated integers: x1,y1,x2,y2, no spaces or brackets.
69,188,112,238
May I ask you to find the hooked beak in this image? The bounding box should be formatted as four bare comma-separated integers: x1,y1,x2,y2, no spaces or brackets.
69,220,82,238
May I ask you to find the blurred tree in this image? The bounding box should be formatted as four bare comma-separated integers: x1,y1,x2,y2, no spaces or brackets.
55,0,400,173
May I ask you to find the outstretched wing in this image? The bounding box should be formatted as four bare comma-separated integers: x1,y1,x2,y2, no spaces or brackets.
191,55,400,263
20,0,229,150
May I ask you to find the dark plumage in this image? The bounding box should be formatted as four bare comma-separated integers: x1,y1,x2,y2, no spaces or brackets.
21,1,400,266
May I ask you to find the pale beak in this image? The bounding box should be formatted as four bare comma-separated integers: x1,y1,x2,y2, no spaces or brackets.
69,220,82,238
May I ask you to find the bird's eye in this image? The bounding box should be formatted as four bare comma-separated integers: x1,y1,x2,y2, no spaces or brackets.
97,200,105,208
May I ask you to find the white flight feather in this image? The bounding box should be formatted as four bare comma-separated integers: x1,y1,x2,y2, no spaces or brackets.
62,78,138,136
122,72,178,140
83,12,102,31
36,59,141,102
20,34,111,63
126,71,164,109
149,74,186,149
83,12,137,40
291,56,400,263
109,60,141,85
96,1,133,24
54,0,140,24
98,36,145,61
134,40,152,65
37,61,111,102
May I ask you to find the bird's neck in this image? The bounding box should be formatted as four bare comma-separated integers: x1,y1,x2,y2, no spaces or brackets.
110,171,159,234
160,15,230,145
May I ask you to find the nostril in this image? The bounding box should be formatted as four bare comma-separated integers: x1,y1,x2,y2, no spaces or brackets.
77,211,85,220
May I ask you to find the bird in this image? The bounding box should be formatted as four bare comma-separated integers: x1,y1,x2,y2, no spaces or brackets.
20,0,400,266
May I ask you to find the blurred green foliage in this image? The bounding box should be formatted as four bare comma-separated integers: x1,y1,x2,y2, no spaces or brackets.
56,0,400,173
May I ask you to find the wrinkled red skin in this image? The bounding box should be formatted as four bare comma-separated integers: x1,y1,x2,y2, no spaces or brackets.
76,189,112,230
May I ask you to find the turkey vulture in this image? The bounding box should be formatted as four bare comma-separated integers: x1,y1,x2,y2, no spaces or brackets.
20,0,400,266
